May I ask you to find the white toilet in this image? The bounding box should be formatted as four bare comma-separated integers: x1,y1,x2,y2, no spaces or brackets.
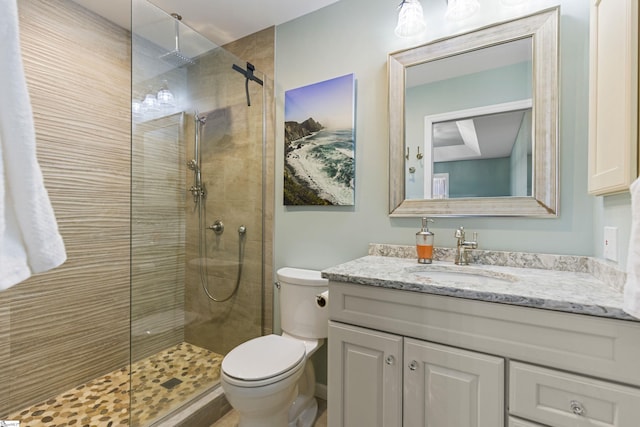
221,267,329,427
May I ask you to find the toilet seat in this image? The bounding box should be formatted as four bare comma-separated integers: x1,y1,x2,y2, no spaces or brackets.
222,334,306,387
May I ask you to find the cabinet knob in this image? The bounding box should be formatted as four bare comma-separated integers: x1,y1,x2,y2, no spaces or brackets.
570,400,585,416
408,360,418,371
385,355,395,365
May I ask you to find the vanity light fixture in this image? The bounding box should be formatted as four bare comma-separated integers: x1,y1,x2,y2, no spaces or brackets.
445,0,480,21
156,80,175,107
395,0,426,38
132,95,143,116
142,91,159,112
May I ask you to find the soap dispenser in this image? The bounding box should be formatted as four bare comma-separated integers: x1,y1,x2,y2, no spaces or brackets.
416,218,434,264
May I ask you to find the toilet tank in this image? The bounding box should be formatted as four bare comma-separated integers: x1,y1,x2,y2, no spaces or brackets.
277,267,328,339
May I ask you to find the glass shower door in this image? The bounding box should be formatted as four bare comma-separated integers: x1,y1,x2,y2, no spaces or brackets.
131,1,266,424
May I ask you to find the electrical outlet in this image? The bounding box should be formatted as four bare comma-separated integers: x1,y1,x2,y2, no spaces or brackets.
604,226,618,262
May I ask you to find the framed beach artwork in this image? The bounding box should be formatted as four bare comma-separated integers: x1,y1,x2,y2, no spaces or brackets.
284,73,355,206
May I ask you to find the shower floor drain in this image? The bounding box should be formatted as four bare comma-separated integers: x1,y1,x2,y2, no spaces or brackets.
160,377,183,390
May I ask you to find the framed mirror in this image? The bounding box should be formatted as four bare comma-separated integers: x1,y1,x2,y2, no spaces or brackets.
388,7,558,217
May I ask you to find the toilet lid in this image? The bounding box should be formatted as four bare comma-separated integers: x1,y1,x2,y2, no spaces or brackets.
222,335,306,381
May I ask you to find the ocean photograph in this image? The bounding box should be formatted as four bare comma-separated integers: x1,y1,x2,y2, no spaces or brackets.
284,74,355,206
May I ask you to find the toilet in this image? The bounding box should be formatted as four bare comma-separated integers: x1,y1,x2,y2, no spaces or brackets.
221,267,329,427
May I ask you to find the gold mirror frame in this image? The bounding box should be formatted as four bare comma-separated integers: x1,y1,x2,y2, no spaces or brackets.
388,7,559,217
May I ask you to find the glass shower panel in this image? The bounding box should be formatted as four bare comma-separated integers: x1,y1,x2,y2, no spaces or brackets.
132,2,266,425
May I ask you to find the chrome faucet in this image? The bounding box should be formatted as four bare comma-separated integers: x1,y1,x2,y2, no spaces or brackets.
455,226,478,265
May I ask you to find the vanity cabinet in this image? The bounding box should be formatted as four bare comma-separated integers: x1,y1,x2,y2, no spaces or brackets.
588,0,639,195
403,338,504,427
328,322,504,427
508,418,544,427
328,321,403,426
328,281,640,427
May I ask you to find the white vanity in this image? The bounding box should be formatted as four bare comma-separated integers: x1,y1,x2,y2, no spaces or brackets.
324,246,640,427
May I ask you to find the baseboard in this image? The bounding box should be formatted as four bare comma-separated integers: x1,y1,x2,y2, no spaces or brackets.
315,383,327,401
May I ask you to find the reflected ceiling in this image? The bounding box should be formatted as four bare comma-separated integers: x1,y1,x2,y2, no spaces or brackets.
433,110,528,162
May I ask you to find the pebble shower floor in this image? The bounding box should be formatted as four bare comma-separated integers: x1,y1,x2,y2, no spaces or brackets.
6,342,223,426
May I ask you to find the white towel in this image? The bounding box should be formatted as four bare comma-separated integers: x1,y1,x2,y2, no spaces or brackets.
624,177,640,318
0,0,66,290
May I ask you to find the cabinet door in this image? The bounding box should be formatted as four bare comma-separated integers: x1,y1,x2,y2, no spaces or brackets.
328,321,403,427
588,0,639,195
404,338,504,427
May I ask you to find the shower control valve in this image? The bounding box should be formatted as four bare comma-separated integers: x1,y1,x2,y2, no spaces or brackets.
209,220,224,235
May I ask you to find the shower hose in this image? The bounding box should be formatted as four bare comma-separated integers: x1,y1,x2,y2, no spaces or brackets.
197,198,245,302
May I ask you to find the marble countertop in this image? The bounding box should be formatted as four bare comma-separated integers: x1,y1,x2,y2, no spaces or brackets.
321,246,635,321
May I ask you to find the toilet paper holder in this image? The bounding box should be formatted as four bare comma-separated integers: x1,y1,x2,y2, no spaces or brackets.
316,291,329,308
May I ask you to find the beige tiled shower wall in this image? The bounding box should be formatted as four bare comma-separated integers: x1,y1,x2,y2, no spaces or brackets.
0,0,131,417
183,28,276,355
225,28,276,338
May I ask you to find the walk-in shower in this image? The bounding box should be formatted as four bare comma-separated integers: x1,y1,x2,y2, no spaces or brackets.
0,0,273,427
0,1,269,424
130,2,269,424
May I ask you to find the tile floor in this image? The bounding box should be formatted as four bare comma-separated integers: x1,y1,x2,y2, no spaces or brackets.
211,398,328,427
6,342,222,427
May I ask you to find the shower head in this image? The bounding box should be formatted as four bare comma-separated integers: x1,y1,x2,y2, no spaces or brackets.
160,50,196,68
159,13,196,68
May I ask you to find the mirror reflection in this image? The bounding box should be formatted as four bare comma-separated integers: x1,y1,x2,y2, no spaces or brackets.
404,39,533,200
388,7,558,217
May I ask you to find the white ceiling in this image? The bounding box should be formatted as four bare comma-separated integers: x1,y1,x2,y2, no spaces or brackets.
71,0,341,46
433,110,528,162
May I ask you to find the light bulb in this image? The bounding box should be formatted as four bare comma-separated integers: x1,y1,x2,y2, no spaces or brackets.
157,80,175,107
132,98,142,115
445,0,480,21
395,0,426,38
142,93,158,112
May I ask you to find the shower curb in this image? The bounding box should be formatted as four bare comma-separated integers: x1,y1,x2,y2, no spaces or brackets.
152,385,231,427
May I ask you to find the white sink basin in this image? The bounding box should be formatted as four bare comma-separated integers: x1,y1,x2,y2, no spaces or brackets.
407,265,518,286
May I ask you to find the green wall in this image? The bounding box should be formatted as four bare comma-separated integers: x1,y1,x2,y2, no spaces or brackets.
434,157,512,198
275,0,602,267
405,61,532,198
274,0,632,384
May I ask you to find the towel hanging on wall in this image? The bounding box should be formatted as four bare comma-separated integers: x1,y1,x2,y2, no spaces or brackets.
0,0,66,290
624,177,640,319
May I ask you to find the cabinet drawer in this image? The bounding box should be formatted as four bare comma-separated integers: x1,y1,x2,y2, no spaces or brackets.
509,362,640,427
508,417,544,427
